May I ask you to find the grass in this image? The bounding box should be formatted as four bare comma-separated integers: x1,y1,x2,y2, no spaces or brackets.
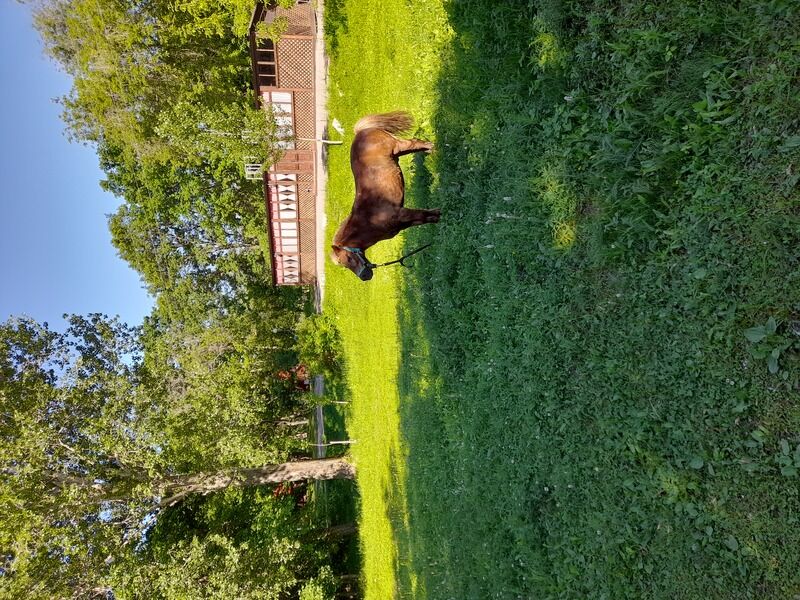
323,0,800,598
322,0,450,596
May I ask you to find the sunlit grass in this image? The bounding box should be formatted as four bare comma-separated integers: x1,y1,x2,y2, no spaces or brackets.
322,0,450,597
323,238,406,599
533,31,564,68
535,163,580,248
553,219,577,248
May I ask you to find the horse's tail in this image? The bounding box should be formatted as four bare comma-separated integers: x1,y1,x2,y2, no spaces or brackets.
354,111,413,134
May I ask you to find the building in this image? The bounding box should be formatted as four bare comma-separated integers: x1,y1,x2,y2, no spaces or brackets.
248,1,318,285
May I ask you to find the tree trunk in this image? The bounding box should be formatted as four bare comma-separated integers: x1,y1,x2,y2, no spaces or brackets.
325,523,357,539
158,458,355,507
303,522,358,544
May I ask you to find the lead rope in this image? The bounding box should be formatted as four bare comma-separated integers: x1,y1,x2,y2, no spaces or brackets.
370,243,433,268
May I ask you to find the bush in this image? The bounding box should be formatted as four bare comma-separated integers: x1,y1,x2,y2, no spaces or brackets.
295,313,343,379
299,566,338,600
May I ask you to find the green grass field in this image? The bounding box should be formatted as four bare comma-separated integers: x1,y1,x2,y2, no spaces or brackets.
323,1,800,598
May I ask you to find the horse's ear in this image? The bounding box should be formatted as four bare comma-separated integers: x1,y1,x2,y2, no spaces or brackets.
330,246,341,264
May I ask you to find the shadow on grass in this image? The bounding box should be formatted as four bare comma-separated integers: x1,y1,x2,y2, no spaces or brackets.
390,6,571,597
389,1,800,598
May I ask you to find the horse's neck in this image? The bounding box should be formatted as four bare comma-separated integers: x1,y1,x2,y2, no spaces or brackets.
332,219,351,246
334,215,373,250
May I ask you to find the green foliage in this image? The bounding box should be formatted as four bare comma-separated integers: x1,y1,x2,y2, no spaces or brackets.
32,0,313,480
322,0,348,57
34,0,288,346
33,0,260,164
299,566,338,600
111,487,332,600
140,299,307,472
154,99,280,170
743,317,797,374
0,314,323,598
34,0,311,464
32,0,308,471
255,17,289,44
0,316,153,598
295,313,344,380
326,0,800,598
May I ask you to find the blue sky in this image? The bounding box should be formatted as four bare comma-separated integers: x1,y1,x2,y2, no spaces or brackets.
0,2,153,330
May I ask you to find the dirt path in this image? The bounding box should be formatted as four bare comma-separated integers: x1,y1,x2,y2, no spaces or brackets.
313,0,329,307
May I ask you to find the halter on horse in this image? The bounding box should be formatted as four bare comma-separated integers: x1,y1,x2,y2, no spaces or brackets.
330,243,433,280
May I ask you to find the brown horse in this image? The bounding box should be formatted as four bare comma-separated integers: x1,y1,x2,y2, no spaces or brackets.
331,112,440,281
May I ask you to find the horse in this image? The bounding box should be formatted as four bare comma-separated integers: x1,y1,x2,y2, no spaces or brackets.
330,112,440,281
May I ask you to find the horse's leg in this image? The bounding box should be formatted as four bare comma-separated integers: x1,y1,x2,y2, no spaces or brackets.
398,207,441,226
392,137,434,157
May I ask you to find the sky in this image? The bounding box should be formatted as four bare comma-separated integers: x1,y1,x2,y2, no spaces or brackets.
0,1,154,331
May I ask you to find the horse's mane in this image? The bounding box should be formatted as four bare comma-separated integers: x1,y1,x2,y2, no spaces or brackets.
354,111,413,134
332,214,352,245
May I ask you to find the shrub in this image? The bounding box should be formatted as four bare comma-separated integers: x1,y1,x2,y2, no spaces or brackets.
295,313,343,379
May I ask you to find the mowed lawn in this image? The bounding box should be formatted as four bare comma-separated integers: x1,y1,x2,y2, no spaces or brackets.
323,1,800,598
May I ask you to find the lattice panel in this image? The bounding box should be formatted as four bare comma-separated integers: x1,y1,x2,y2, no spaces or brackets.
298,187,315,219
273,4,314,36
293,91,315,143
277,38,313,89
299,220,315,254
300,252,316,281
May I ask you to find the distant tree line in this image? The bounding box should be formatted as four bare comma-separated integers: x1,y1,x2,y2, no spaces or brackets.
2,1,354,598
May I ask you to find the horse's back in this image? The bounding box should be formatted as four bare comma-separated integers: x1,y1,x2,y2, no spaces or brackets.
350,128,396,164
350,129,404,205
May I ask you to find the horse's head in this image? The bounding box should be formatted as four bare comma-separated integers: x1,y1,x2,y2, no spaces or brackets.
330,245,374,281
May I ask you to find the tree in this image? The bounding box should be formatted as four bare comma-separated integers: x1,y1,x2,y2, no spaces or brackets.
0,317,353,599
0,315,150,598
32,0,269,166
139,308,308,471
103,153,267,301
110,487,340,600
13,1,342,596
